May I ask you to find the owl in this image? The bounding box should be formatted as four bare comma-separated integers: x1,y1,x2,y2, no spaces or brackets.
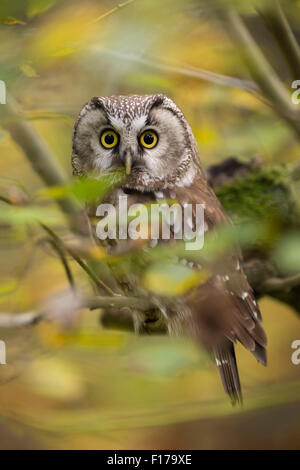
72,94,267,404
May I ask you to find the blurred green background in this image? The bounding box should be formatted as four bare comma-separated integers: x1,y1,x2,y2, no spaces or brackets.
0,0,299,450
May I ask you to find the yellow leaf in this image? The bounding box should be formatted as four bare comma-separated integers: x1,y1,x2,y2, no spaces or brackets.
24,357,85,401
52,47,77,57
88,245,107,261
27,4,99,64
0,278,17,298
27,0,58,18
20,63,40,78
142,262,210,296
35,185,70,201
4,17,26,25
26,111,73,122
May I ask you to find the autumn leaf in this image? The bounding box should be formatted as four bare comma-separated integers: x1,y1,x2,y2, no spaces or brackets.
4,17,26,25
142,262,210,296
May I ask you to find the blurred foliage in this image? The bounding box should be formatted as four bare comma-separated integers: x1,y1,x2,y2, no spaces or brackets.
38,169,126,203
273,230,300,274
142,262,210,296
0,0,299,450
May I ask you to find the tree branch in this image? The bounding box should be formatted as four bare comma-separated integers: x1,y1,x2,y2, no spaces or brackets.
0,194,13,205
263,273,300,292
0,312,41,328
95,48,261,96
215,6,300,139
258,0,300,79
0,95,86,234
85,296,152,311
42,238,75,291
2,266,300,330
0,295,153,328
89,0,137,24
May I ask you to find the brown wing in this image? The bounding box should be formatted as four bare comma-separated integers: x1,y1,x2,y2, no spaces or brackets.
174,180,267,404
90,180,266,403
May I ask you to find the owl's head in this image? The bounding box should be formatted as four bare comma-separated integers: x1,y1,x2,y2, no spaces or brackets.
72,94,201,190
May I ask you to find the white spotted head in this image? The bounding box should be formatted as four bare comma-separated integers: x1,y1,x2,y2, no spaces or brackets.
72,94,201,190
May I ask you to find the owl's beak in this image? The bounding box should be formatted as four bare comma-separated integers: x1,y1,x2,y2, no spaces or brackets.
124,151,132,176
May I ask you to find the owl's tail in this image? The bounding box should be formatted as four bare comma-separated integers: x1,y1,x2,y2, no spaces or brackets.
214,340,242,405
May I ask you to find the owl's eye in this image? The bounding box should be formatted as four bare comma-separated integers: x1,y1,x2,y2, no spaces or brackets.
139,130,158,149
100,129,119,149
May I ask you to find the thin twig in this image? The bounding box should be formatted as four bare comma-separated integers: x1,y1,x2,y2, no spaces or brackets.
70,253,112,293
0,312,41,328
85,295,152,310
89,0,137,24
40,223,118,296
0,183,119,296
42,238,75,291
263,273,300,292
0,195,13,205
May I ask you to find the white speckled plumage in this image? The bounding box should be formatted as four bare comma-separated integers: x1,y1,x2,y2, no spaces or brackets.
72,94,267,404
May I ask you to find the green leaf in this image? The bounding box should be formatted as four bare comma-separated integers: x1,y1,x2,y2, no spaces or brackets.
37,169,126,204
20,63,39,78
0,278,17,298
4,16,26,25
27,0,58,18
0,205,63,226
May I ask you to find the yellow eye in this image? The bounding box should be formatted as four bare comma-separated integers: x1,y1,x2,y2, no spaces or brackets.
139,130,158,149
100,129,119,149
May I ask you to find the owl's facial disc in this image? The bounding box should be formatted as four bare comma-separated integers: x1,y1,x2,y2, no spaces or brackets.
72,97,190,186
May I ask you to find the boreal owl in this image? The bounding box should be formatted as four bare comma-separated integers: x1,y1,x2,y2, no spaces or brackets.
72,94,267,404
